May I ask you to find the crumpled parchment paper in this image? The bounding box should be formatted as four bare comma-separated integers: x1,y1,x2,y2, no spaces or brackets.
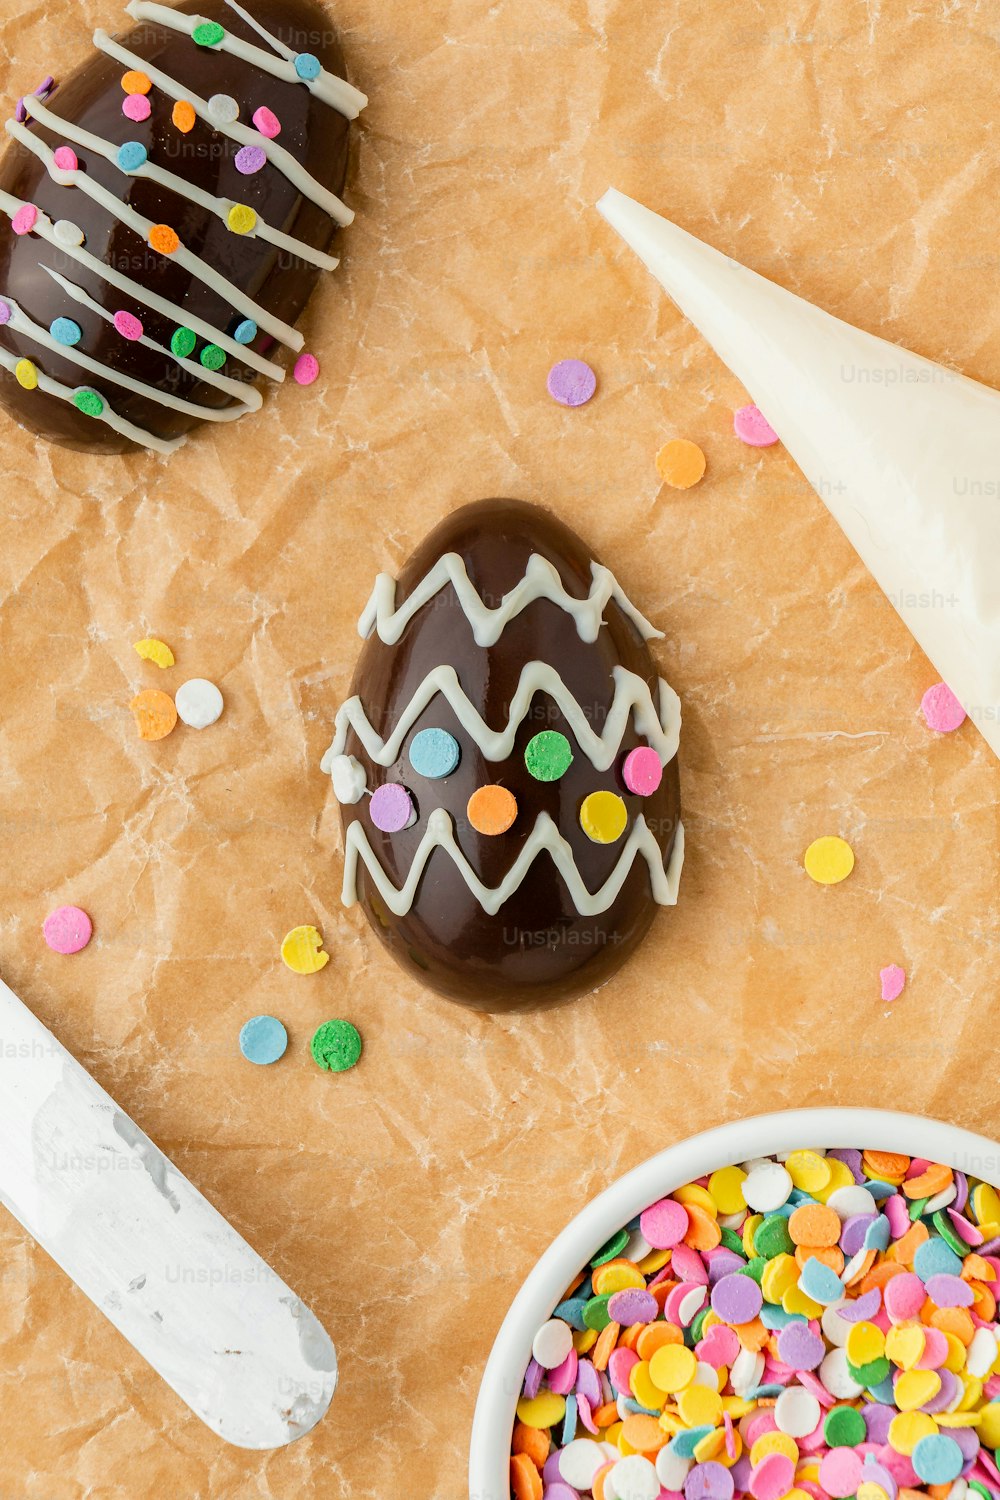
1,0,999,1495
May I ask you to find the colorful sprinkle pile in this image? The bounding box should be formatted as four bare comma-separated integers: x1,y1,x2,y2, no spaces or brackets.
510,1148,1000,1500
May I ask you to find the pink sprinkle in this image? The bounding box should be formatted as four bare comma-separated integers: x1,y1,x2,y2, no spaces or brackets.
640,1196,689,1250
622,745,663,797
884,1191,911,1239
750,1453,795,1500
576,1392,598,1435
734,403,779,447
921,681,966,733
11,203,38,236
43,905,93,955
547,1346,578,1396
113,310,144,341
122,93,151,122
819,1449,864,1500
252,105,281,137
880,963,905,1002
293,351,320,386
883,1270,926,1322
608,1346,639,1393
52,145,78,171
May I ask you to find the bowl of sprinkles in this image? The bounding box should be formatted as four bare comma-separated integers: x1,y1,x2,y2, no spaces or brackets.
469,1108,1000,1500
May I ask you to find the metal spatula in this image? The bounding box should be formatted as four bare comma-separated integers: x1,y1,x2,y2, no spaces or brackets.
0,972,336,1448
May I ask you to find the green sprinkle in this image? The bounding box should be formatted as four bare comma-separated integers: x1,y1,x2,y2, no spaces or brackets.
581,1293,613,1332
200,343,226,371
689,1307,711,1343
171,326,197,359
824,1405,867,1447
192,20,225,45
73,389,104,417
754,1214,794,1259
909,1196,928,1220
847,1354,891,1387
310,1018,362,1073
932,1209,967,1256
590,1228,629,1268
524,730,574,782
720,1227,746,1255
740,1256,767,1283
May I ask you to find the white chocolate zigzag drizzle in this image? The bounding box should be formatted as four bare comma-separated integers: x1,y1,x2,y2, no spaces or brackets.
322,662,682,774
342,808,685,916
22,95,339,272
93,28,355,226
125,0,368,120
359,553,664,646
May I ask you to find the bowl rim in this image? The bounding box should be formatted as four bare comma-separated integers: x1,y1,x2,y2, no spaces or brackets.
468,1104,1000,1500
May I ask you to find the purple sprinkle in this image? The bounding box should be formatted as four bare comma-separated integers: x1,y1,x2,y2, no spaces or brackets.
862,1403,895,1445
522,1356,543,1399
543,1486,581,1500
684,1462,735,1500
711,1272,763,1325
705,1248,747,1283
369,782,415,833
542,1450,564,1485
607,1287,658,1325
951,1427,982,1464
776,1321,825,1371
0,298,10,326
575,1356,601,1407
546,358,597,408
841,1212,878,1257
925,1273,973,1308
922,1368,960,1413
978,1233,1000,1256
730,1456,753,1492
837,1287,882,1323
829,1148,865,1184
235,143,267,176
954,1170,969,1214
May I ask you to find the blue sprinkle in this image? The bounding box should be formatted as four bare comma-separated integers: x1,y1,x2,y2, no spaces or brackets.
552,1296,588,1331
294,51,321,80
409,726,460,780
559,1393,577,1448
913,1235,964,1281
866,1374,898,1405
799,1256,845,1304
745,1384,786,1399
864,1214,891,1251
670,1426,714,1458
238,1014,288,1065
760,1306,806,1330
234,318,257,345
621,1397,661,1416
912,1434,964,1485
117,140,148,172
50,316,82,346
864,1180,898,1200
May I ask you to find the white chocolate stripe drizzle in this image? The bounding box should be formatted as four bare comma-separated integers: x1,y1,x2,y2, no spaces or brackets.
341,808,685,916
6,119,303,350
23,96,339,272
323,662,682,773
125,0,368,120
93,28,355,227
360,552,665,646
0,189,283,381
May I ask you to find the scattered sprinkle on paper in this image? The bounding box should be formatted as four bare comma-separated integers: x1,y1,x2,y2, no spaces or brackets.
880,964,906,1002
733,403,780,447
546,358,597,407
921,682,966,734
281,924,329,974
655,437,706,489
129,688,177,741
133,637,175,669
804,835,855,886
43,905,93,955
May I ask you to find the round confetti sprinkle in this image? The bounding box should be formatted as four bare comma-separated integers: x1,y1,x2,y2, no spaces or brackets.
207,92,239,124
73,388,104,417
235,144,267,175
239,1014,288,1066
227,204,257,236
293,352,320,385
252,105,281,137
200,343,226,371
467,784,518,836
804,834,855,885
546,358,597,407
533,1318,574,1370
911,1434,964,1485
733,403,779,446
920,682,966,733
12,203,38,236
639,1196,688,1248
192,20,225,45
43,905,93,955
117,140,148,171
622,745,662,796
281,925,329,974
370,782,416,833
824,1404,866,1446
149,224,180,256
524,730,573,782
880,963,905,1002
656,437,706,489
53,219,85,247
172,99,196,132
14,359,38,389
175,678,223,729
580,789,628,844
50,316,82,346
409,726,460,779
170,326,197,359
294,51,322,80
234,319,257,344
114,310,144,341
122,92,151,122
52,145,78,171
0,300,11,325
129,688,177,741
121,69,152,95
711,1272,763,1324
310,1019,362,1073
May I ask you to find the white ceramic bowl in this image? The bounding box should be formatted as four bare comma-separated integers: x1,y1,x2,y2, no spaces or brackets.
468,1106,1000,1500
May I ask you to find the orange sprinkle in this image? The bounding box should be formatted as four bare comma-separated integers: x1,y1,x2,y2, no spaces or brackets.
683,1202,722,1251
971,1281,997,1321
620,1324,644,1351
121,69,152,95
733,1316,768,1352
172,99,196,133
510,1452,543,1500
844,1248,877,1286
560,1269,586,1300
148,224,180,256
129,688,177,742
963,1254,994,1283
622,1414,669,1453
656,437,706,489
511,1422,548,1469
930,1305,974,1345
789,1204,842,1248
592,1321,620,1371
593,1401,619,1428
594,1462,616,1500
903,1163,953,1199
636,1321,683,1360
795,1244,845,1275
467,784,517,835
887,1222,929,1266
863,1150,910,1180
649,1282,674,1315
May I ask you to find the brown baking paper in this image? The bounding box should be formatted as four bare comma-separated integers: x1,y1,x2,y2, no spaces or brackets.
1,0,999,1494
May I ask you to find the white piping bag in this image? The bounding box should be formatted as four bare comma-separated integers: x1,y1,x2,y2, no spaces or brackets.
597,187,1000,761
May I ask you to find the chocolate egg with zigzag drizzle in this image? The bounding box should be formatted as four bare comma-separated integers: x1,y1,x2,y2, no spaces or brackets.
321,499,684,1011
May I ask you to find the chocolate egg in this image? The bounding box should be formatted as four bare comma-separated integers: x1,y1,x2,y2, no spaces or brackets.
0,0,364,454
322,499,684,1011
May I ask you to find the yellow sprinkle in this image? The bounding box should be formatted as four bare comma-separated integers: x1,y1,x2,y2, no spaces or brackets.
227,203,258,235
677,1385,722,1428
280,924,330,974
846,1321,886,1367
978,1403,1000,1447
573,1328,598,1354
785,1150,832,1193
886,1324,925,1370
887,1410,938,1454
813,1157,855,1200
708,1165,747,1215
675,1183,718,1217
636,1248,672,1275
580,790,628,844
943,1332,968,1373
973,1184,1000,1226
750,1432,799,1466
515,1391,566,1428
694,1428,729,1463
630,1361,666,1413
894,1369,941,1411
783,1284,823,1318
15,358,38,390
857,1484,890,1500
593,1262,645,1295
762,1253,799,1305
938,1412,982,1427
133,637,175,669
649,1343,696,1395
804,835,855,885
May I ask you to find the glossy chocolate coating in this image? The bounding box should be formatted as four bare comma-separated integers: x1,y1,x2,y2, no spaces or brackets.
0,0,351,452
340,499,682,1011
